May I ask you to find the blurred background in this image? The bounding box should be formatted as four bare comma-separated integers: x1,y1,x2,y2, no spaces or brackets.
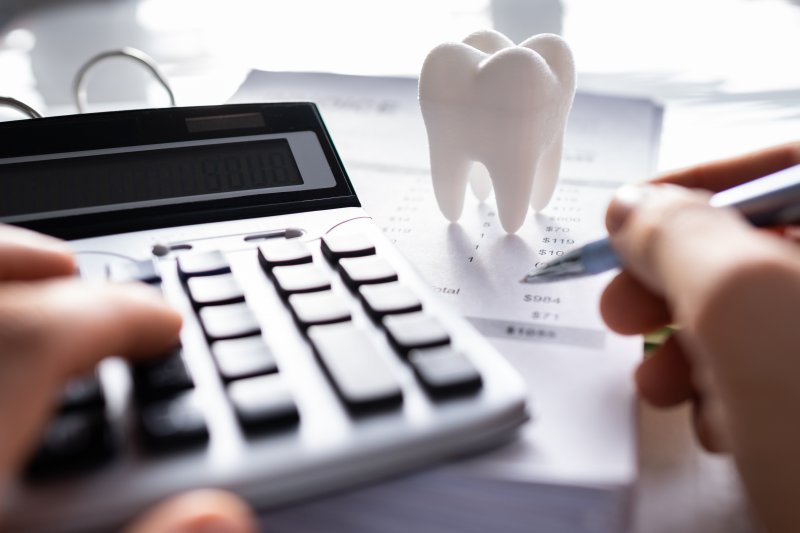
1,0,799,170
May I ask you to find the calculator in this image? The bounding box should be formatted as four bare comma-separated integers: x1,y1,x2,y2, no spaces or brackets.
0,103,528,532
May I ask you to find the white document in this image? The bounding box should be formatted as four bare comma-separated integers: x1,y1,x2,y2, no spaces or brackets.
230,71,662,532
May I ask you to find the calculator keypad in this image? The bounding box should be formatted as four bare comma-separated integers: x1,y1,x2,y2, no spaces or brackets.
258,240,313,269
228,375,299,433
212,336,278,381
320,234,375,262
338,255,398,290
358,282,422,321
408,346,482,397
288,291,352,329
59,374,105,412
138,391,208,451
309,322,403,410
26,410,114,478
177,250,231,279
132,347,194,402
383,311,451,355
186,273,245,307
271,264,332,296
32,232,484,478
199,303,262,341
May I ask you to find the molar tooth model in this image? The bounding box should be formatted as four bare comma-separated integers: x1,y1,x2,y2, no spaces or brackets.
418,29,576,233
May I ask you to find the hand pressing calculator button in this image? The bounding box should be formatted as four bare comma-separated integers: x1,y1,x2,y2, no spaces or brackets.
5,102,528,533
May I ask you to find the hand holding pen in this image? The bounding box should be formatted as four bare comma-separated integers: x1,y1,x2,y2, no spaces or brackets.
523,162,800,283
547,143,800,533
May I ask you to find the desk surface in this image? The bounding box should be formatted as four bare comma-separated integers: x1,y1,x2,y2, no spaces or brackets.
2,1,799,531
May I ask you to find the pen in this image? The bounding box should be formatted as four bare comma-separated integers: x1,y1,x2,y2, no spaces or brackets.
521,163,800,283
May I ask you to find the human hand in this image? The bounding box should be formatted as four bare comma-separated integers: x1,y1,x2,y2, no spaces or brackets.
0,224,257,533
600,142,800,532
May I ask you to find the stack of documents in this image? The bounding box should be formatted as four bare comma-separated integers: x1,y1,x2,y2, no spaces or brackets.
229,71,663,533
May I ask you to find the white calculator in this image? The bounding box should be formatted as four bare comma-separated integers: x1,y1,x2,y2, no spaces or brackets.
0,103,528,532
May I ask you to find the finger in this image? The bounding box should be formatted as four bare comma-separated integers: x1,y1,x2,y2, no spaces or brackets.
600,271,671,335
635,335,693,408
19,281,183,379
692,395,731,454
653,141,800,192
0,280,181,474
123,489,258,533
0,224,75,281
606,183,760,302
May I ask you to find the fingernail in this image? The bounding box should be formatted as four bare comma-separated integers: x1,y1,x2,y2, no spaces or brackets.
606,184,652,233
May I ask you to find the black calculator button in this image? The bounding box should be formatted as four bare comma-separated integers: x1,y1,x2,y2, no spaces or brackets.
308,323,402,410
383,312,450,355
288,291,351,329
408,346,482,397
186,273,245,307
139,391,208,451
199,303,261,341
258,240,312,269
60,373,105,412
212,336,278,381
271,264,331,296
27,410,113,478
338,256,398,290
107,260,161,284
320,234,375,264
358,282,422,321
228,375,299,433
132,348,193,402
177,251,230,279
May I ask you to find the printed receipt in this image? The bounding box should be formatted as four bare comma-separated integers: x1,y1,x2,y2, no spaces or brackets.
230,71,662,510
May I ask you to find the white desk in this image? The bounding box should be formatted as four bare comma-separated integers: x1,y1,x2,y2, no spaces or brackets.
2,1,799,531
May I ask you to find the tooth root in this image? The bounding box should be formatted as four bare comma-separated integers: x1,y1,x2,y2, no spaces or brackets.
488,154,538,233
530,137,564,211
493,173,534,233
468,163,492,202
429,141,471,222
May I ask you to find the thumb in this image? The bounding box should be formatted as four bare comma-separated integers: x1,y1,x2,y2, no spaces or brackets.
123,490,258,533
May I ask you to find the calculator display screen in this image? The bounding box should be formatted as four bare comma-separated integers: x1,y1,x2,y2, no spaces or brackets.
0,137,305,222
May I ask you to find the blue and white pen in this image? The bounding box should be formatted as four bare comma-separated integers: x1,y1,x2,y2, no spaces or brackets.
521,163,800,283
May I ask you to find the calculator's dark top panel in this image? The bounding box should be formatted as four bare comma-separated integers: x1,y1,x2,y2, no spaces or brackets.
0,103,359,239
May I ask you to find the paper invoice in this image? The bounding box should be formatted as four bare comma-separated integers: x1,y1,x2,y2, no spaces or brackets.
229,71,662,533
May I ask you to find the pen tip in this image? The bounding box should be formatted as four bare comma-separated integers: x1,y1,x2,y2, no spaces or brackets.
520,268,550,284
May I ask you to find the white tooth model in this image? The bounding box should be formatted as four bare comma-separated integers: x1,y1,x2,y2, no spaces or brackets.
418,29,576,233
